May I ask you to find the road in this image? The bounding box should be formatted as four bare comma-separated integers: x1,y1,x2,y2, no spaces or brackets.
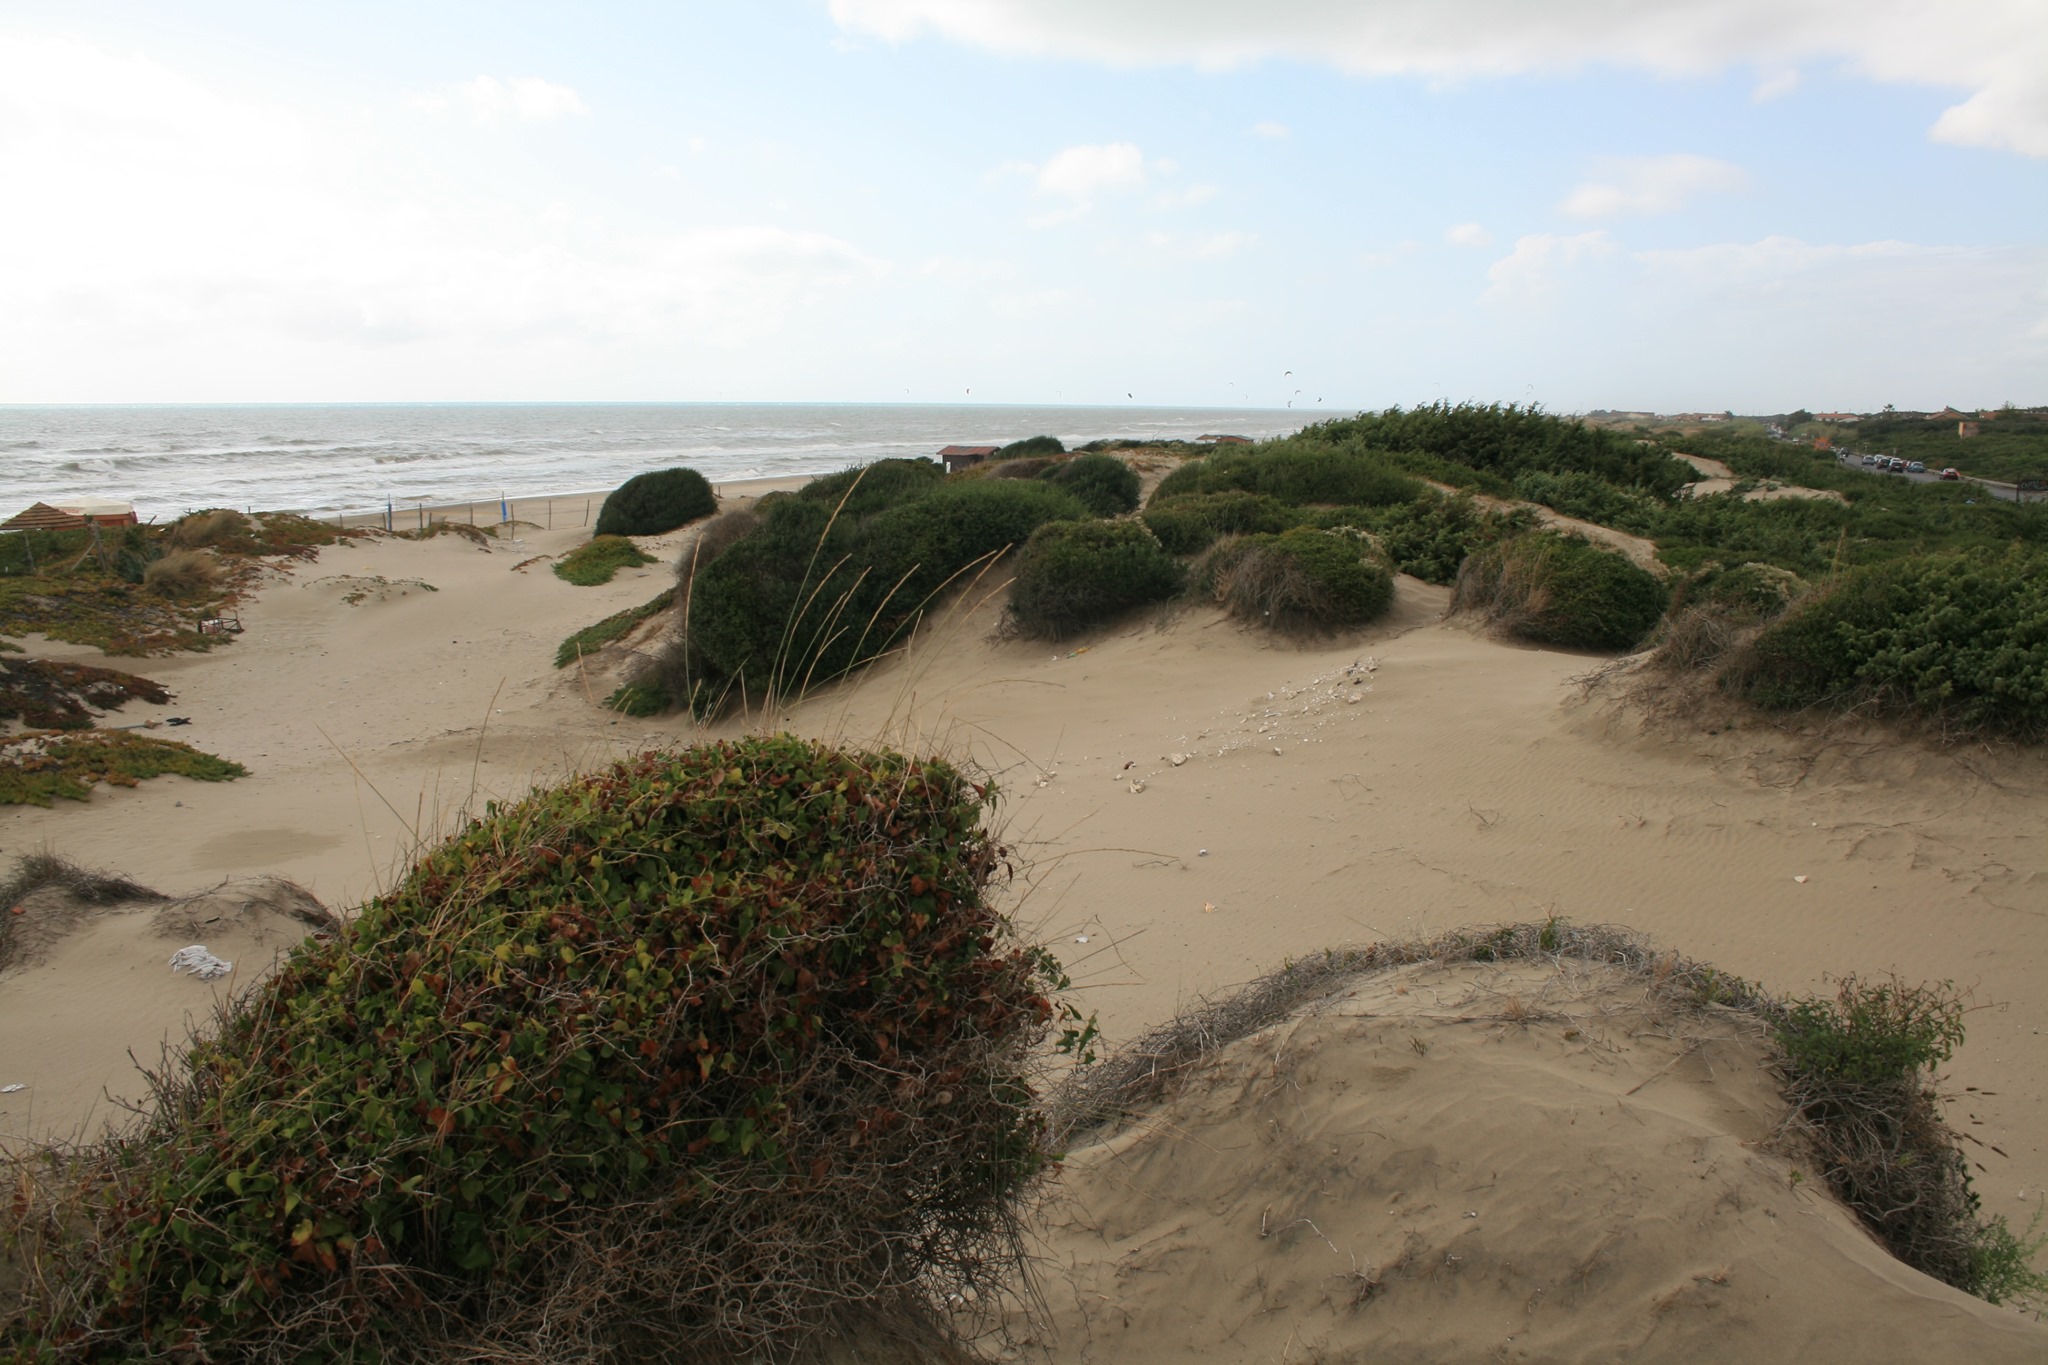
1827,449,2020,502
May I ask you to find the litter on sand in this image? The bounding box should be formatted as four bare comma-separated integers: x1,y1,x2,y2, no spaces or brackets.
168,945,234,980
0,1084,25,1094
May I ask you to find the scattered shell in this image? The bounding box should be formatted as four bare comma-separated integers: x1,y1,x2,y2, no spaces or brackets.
1170,753,1188,767
1202,902,1217,914
1794,875,1808,884
1128,781,1147,794
1272,747,1283,756
1198,848,1209,857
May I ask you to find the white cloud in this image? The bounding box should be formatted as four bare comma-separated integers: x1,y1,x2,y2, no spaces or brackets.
990,286,1091,319
1445,222,1493,248
1560,154,1748,218
1152,183,1219,210
1143,230,1252,260
1483,230,1615,303
1752,67,1801,102
829,0,2048,157
0,34,885,397
1252,120,1291,139
1035,141,1148,199
417,75,589,124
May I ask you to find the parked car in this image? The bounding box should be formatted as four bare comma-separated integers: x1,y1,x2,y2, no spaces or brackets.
1940,467,1961,480
1907,461,1926,473
1861,454,1879,466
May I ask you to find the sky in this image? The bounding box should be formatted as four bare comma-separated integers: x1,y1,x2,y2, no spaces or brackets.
0,1,2042,412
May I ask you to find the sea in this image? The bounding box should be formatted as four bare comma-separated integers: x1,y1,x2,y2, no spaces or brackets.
0,403,1309,524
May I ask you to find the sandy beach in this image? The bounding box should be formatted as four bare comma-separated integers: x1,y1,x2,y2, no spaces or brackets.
2,478,2044,1357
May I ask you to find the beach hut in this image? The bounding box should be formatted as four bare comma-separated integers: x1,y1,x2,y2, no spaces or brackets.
937,444,1000,474
1,500,138,531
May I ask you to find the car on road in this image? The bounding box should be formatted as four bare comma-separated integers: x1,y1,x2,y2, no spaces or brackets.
1906,461,1927,474
1941,467,1961,480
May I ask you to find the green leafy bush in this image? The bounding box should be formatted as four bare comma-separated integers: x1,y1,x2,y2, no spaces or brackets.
0,729,246,806
1038,453,1140,517
43,736,1059,1361
796,458,944,519
1452,531,1668,650
1006,519,1184,639
593,467,717,538
1317,490,1533,585
1307,402,1694,496
681,478,1081,713
1142,492,1303,555
553,535,658,586
1511,469,1667,536
1738,547,2048,739
1769,976,2046,1301
1151,440,1425,509
996,434,1065,460
1205,527,1395,633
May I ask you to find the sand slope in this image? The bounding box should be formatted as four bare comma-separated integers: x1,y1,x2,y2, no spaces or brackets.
3,494,2044,1350
1015,959,2044,1363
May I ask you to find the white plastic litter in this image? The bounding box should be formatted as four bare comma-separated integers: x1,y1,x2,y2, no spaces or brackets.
169,945,234,980
0,1084,25,1094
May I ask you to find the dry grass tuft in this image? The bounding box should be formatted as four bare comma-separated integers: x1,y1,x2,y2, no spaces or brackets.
165,510,251,550
0,851,167,973
140,549,223,601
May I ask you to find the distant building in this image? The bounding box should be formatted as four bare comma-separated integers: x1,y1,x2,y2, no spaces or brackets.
1813,412,1861,424
1197,434,1252,445
1930,406,1969,422
1,500,138,531
1958,421,1981,439
937,444,1000,474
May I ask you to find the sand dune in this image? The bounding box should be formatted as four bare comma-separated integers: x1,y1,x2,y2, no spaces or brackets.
3,490,2044,1353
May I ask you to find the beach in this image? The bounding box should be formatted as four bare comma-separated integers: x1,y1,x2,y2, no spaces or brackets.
2,475,2044,1357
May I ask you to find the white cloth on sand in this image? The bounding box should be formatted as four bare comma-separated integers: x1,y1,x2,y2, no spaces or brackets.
168,945,233,980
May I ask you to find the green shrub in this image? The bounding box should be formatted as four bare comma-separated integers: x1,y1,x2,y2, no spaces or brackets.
1038,453,1140,517
1006,519,1184,639
43,736,1061,1361
1738,547,2048,739
796,458,944,519
987,457,1055,480
1206,527,1395,633
1452,532,1668,650
1674,561,1808,621
554,589,676,668
1151,441,1425,509
996,434,1064,460
1143,492,1304,555
682,479,1082,712
1315,490,1533,585
1511,469,1667,536
0,729,246,806
553,535,658,586
1306,402,1695,495
1769,976,2044,1300
593,467,717,538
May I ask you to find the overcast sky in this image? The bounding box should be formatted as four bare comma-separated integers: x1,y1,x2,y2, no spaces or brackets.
1,1,2042,411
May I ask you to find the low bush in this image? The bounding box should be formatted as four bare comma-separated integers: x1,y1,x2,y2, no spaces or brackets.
140,549,222,600
675,507,761,598
1151,440,1425,509
554,589,676,669
996,434,1064,460
0,658,171,730
796,458,944,519
166,509,252,550
17,736,1060,1361
553,535,658,587
1205,527,1395,633
1143,492,1303,555
1772,976,2046,1304
0,729,247,806
592,467,717,538
1319,490,1533,585
1737,547,2048,739
1038,453,1140,517
987,457,1055,480
1006,520,1184,639
680,478,1082,713
1452,532,1668,650
1675,560,1809,620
